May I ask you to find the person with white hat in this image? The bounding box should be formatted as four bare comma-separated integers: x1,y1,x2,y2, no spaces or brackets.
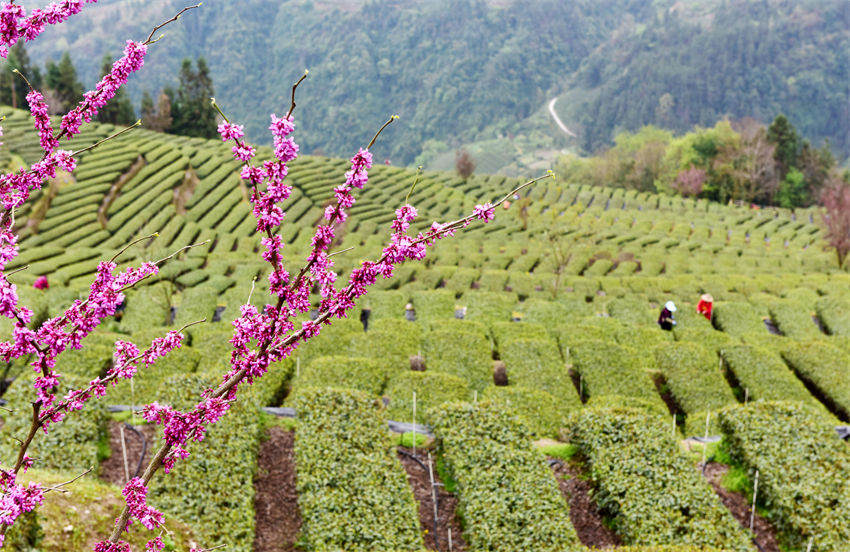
658,301,677,331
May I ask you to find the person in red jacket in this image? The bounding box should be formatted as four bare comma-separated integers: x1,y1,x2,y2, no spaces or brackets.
696,293,713,321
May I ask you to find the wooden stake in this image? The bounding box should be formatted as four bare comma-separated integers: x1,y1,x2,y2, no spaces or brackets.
448,528,453,552
749,470,759,532
702,412,710,466
672,413,676,438
806,537,813,552
119,425,130,484
412,391,417,456
428,453,439,547
744,387,749,404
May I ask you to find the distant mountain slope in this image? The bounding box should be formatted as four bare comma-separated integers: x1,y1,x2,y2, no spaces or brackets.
22,0,654,163
556,0,850,155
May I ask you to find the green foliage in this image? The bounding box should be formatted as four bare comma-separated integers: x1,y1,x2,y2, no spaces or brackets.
569,340,665,409
294,388,424,552
720,344,825,411
2,375,107,474
384,371,469,424
768,299,822,339
780,340,850,420
430,401,582,552
423,329,492,392
170,57,217,139
711,301,766,337
654,342,737,416
500,338,580,409
292,356,386,397
482,385,566,438
815,296,850,336
45,52,83,114
566,407,752,549
463,291,517,323
718,401,850,550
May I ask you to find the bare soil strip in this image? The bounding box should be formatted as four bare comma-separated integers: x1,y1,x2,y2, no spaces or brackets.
397,446,466,552
549,458,620,549
253,427,301,552
101,420,158,486
703,462,780,552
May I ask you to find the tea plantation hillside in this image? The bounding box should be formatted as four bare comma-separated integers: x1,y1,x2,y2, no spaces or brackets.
2,106,849,551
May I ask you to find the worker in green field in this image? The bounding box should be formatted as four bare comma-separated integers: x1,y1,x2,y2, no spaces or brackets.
658,301,677,331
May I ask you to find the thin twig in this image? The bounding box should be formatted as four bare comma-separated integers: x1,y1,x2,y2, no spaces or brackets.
328,246,354,258
110,233,158,263
72,121,142,157
42,467,93,494
405,166,423,204
4,264,29,278
11,69,33,93
153,240,210,265
367,115,399,150
286,70,309,119
143,3,202,45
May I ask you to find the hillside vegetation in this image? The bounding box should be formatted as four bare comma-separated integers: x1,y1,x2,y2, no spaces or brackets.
3,108,850,550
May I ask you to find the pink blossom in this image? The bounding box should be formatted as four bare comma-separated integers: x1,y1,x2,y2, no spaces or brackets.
473,203,495,221
217,121,244,142
33,275,49,289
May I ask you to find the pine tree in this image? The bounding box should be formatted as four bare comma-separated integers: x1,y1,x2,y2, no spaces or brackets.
170,57,217,138
141,90,173,133
45,52,83,114
0,43,43,109
766,114,799,177
95,54,136,125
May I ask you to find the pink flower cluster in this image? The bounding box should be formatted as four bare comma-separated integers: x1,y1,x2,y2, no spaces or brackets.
120,478,163,531
60,40,147,138
0,469,43,548
0,261,158,416
0,0,98,58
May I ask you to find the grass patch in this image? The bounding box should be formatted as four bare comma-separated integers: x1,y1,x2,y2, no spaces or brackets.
259,411,297,432
434,454,458,494
537,441,579,461
17,469,194,551
396,431,428,448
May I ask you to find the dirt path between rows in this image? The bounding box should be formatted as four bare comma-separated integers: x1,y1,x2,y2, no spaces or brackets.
703,462,780,552
101,420,159,486
397,447,466,552
253,427,301,552
549,459,620,549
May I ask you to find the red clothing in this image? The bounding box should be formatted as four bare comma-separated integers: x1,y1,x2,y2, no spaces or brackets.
697,300,713,321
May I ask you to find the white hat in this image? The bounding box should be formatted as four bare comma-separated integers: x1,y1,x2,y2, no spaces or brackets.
665,301,677,312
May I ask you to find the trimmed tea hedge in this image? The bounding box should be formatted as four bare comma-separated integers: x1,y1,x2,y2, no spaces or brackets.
654,342,737,417
482,385,566,437
780,340,850,421
294,388,424,552
768,300,821,338
720,345,825,412
718,401,850,550
423,330,492,391
500,338,580,409
712,301,766,337
293,356,386,397
569,340,665,410
384,371,469,423
430,401,582,552
566,407,752,550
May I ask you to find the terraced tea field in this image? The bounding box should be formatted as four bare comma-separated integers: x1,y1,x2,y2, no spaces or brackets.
1,106,848,551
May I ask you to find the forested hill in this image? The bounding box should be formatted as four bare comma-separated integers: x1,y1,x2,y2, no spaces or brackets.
23,0,653,164
18,0,850,167
556,0,850,156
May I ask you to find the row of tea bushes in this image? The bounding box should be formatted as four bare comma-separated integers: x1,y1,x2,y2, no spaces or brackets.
718,402,850,550
431,401,582,552
780,341,850,421
566,407,753,550
293,388,424,552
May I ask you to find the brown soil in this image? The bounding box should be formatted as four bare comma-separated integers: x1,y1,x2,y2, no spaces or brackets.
397,447,466,552
550,459,620,549
253,427,301,552
100,420,159,486
703,462,780,552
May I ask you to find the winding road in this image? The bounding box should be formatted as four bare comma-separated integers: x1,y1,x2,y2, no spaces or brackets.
548,97,577,138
